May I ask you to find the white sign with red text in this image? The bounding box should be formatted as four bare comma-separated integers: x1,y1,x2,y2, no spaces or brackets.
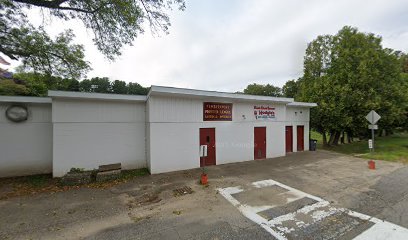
254,106,276,120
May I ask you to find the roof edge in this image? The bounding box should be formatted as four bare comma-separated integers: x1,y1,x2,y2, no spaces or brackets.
0,96,51,103
48,91,147,102
287,102,317,107
149,85,294,103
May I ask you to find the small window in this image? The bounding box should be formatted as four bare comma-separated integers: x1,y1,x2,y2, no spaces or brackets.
206,136,210,143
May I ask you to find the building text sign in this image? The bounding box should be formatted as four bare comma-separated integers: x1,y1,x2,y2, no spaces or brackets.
254,105,276,120
203,102,233,121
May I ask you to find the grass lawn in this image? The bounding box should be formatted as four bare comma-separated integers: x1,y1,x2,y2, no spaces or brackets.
311,132,408,163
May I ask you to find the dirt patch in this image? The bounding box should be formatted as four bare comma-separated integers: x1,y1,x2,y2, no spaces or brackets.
182,171,195,179
129,193,162,207
0,174,67,200
0,169,149,200
155,176,171,184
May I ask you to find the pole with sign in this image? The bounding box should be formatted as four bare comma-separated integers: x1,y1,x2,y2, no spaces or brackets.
199,145,208,185
368,139,373,150
199,145,208,172
365,110,381,152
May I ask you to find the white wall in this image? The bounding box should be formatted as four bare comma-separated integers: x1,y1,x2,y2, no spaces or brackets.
0,93,313,177
285,107,311,152
0,102,52,177
147,96,288,174
145,100,151,171
52,99,146,177
149,123,198,173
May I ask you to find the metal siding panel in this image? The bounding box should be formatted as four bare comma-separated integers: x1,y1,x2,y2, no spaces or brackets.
0,103,51,123
53,122,146,177
150,96,289,123
286,107,310,122
53,99,145,123
0,103,52,177
149,96,202,123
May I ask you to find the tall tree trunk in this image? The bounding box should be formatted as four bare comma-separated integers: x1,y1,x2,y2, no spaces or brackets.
332,131,341,145
347,132,352,143
322,131,328,146
328,131,335,146
340,131,345,144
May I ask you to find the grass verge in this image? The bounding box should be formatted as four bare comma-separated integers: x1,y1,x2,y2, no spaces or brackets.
312,132,408,163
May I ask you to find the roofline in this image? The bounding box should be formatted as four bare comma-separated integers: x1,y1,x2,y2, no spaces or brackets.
48,91,147,102
0,96,51,104
148,85,294,103
147,86,153,98
0,92,316,108
287,102,317,107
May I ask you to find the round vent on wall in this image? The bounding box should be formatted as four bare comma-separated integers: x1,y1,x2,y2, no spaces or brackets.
5,105,29,122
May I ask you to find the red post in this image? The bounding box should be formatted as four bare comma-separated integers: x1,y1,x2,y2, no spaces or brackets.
201,173,208,185
368,160,376,170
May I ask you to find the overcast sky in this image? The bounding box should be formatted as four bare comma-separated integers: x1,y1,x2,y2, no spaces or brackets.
6,0,408,92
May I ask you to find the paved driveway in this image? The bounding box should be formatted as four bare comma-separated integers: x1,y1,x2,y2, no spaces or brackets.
1,150,408,239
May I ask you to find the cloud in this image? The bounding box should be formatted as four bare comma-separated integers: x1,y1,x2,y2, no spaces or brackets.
6,0,408,92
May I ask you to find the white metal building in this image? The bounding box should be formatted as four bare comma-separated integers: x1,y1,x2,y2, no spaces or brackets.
0,86,316,177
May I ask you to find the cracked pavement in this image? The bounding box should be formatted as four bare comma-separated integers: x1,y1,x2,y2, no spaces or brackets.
1,150,408,239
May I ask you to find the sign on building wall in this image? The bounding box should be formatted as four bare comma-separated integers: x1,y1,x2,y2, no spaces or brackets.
203,102,233,121
254,105,276,120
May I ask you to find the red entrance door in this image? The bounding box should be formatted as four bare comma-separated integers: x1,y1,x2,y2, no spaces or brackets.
297,125,304,151
285,126,293,153
199,128,216,167
254,127,266,160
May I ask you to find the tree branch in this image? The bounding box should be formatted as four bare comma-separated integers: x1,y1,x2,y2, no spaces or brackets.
12,0,106,14
48,51,74,76
139,0,162,32
13,0,69,8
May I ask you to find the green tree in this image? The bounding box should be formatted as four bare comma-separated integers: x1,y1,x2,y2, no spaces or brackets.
0,79,29,95
79,79,92,92
111,80,128,94
7,71,151,96
299,26,407,145
89,77,111,93
399,72,408,130
60,78,80,92
5,28,91,79
396,51,408,73
128,82,149,95
13,72,49,96
243,83,282,97
1,0,185,77
282,79,299,98
14,72,80,95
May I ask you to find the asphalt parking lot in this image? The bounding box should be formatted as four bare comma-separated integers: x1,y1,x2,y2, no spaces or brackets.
1,150,408,240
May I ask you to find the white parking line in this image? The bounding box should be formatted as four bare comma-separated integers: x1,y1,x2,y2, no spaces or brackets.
353,220,408,240
218,179,408,240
